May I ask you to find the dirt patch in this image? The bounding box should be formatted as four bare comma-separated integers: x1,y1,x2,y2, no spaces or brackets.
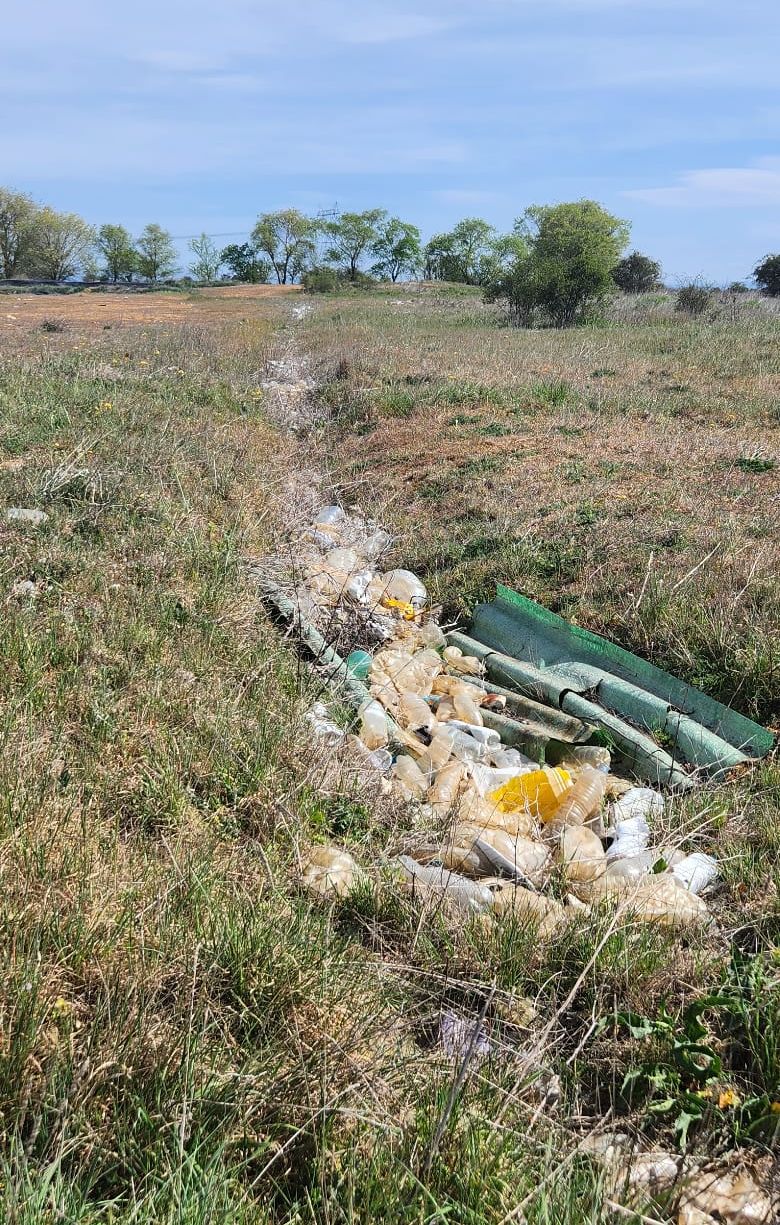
0,282,299,332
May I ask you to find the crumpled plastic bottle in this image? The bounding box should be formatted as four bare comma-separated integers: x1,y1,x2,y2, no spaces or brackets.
443,645,485,676
301,845,361,898
358,698,389,750
557,824,607,884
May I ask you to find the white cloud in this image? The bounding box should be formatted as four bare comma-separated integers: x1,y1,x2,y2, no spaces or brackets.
627,158,780,207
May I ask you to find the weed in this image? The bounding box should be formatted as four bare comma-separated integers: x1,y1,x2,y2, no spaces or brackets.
532,378,571,405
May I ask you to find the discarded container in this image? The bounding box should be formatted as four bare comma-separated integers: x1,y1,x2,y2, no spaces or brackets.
396,855,494,913
393,754,427,798
568,745,612,771
302,846,361,898
381,569,427,610
606,815,651,861
359,698,389,750
452,687,484,727
397,691,435,732
472,832,551,885
443,645,485,676
582,872,710,927
346,649,373,681
671,852,718,895
557,825,607,884
490,766,573,823
448,720,500,747
604,851,657,882
546,765,608,833
304,701,346,746
610,787,664,825
429,760,466,811
490,883,566,937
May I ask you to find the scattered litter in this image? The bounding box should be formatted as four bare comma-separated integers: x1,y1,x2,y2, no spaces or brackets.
582,1132,773,1223
265,502,726,933
9,578,39,600
438,1009,491,1062
5,507,49,527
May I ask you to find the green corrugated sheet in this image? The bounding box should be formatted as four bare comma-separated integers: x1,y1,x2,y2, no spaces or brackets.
461,584,774,781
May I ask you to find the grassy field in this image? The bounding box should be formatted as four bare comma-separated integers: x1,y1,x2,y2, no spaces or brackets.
0,284,777,1222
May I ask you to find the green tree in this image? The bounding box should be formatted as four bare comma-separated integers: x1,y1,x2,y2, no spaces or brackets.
251,209,317,284
370,216,421,282
189,232,221,282
490,200,630,326
423,218,506,285
29,208,96,280
96,224,137,283
0,188,39,278
612,251,661,294
136,224,177,283
324,209,386,280
220,242,270,283
753,253,780,297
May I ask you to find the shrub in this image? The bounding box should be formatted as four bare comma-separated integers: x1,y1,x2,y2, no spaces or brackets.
302,265,340,294
612,251,661,294
486,199,630,327
728,281,749,294
676,283,711,316
753,253,780,297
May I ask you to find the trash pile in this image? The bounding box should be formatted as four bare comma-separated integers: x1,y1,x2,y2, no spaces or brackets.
281,505,719,932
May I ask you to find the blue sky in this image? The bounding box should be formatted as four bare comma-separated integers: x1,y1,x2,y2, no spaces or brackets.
2,0,778,282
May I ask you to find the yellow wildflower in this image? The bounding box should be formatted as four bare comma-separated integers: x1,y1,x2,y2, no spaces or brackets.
718,1089,740,1109
52,996,71,1019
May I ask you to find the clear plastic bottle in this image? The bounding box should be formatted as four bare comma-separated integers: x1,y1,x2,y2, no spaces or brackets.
557,824,607,884
420,620,446,649
397,691,434,732
606,815,651,861
604,852,656,882
452,688,484,727
568,745,612,771
393,754,428,799
381,569,427,609
442,646,484,676
358,698,388,750
546,765,608,832
671,852,718,895
447,727,486,764
429,760,466,810
447,720,499,747
610,787,664,825
418,726,455,774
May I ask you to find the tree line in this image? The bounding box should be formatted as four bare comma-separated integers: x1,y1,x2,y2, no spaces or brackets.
2,187,779,325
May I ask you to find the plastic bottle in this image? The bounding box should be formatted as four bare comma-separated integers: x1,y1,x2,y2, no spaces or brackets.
448,727,486,764
568,745,612,771
345,649,373,681
447,720,499,748
671,852,718,895
397,691,434,732
325,546,360,574
429,760,466,810
301,845,360,898
604,852,657,882
490,767,573,822
546,765,607,832
442,645,484,676
557,825,607,884
396,855,494,913
606,815,651,861
452,688,484,727
420,621,447,649
610,787,664,825
381,569,427,609
314,505,345,527
417,726,455,775
472,830,551,884
358,698,388,750
304,702,346,746
393,754,428,799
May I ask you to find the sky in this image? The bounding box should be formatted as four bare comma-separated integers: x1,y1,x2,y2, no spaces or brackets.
2,0,779,282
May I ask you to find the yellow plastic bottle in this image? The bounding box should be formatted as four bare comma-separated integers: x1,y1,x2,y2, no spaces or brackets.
489,767,572,822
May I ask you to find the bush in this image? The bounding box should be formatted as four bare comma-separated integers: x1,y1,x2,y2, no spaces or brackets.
302,266,340,294
612,251,661,294
676,283,711,316
486,199,630,327
753,253,780,297
728,281,749,294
